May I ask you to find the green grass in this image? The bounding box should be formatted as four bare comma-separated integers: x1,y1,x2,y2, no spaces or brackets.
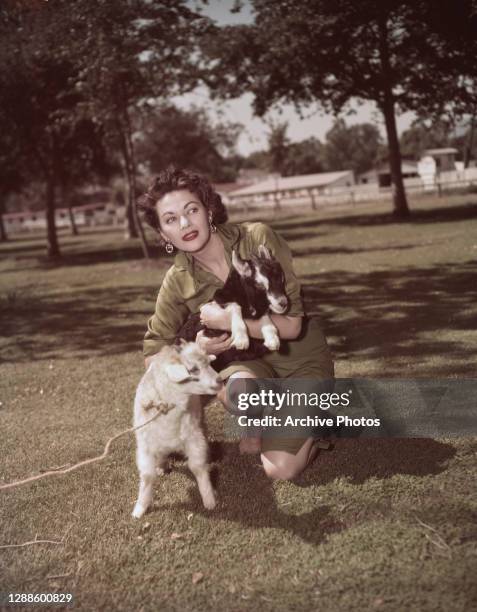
1,194,476,611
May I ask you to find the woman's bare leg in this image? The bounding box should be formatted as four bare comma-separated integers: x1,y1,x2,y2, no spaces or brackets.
261,437,319,481
217,371,261,454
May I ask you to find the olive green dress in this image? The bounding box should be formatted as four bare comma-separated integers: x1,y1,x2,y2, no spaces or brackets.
143,222,335,454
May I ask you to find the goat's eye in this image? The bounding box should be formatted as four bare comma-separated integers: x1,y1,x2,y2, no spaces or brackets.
189,365,200,375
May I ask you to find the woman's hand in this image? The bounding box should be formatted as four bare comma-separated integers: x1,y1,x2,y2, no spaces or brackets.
195,329,233,355
199,302,231,331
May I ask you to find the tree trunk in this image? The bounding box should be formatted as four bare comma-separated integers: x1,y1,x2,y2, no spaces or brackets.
0,199,7,241
381,93,410,219
67,204,79,236
61,179,79,236
0,215,7,241
121,150,138,239
122,177,138,240
378,15,410,219
123,114,151,258
464,114,475,169
127,167,151,259
308,188,317,210
46,177,60,258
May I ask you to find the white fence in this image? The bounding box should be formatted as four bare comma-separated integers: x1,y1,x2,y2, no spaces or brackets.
227,167,477,211
4,167,477,234
3,204,126,234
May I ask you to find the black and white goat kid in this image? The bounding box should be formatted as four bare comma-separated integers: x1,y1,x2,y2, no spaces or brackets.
176,245,289,371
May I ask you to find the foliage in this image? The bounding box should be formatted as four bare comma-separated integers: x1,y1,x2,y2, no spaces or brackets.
240,119,379,178
281,138,326,177
66,0,211,249
0,0,112,254
0,0,212,256
265,119,290,174
203,0,477,217
323,120,382,177
135,104,242,183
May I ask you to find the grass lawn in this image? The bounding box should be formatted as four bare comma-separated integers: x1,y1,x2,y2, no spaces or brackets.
1,194,476,611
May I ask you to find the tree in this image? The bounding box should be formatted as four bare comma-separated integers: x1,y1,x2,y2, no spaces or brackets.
0,1,106,256
400,119,453,160
0,0,210,258
282,138,325,177
323,119,382,176
240,136,325,176
0,108,23,242
266,120,290,175
452,118,477,167
204,0,476,218
64,0,211,256
135,104,241,182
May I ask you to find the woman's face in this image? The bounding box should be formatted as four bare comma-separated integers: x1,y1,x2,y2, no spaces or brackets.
156,189,211,252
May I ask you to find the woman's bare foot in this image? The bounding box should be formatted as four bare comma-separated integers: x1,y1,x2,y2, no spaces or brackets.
239,436,262,455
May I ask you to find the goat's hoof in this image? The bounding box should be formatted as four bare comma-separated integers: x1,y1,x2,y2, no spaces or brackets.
264,336,280,351
232,331,249,350
202,496,217,510
132,503,147,519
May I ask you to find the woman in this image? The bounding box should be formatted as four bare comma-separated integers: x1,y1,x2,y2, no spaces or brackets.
137,167,334,480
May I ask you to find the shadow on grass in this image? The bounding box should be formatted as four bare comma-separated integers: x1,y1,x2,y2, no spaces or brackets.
157,443,341,546
0,230,163,271
290,242,447,258
37,245,162,267
152,438,455,546
297,437,456,485
0,284,156,363
271,201,477,233
301,260,477,374
1,260,476,371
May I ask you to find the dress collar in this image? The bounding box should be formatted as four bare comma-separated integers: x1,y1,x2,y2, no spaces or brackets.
173,223,241,275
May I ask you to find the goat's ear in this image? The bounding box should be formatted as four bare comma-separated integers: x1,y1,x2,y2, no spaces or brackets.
257,244,272,260
164,363,190,383
232,250,252,277
208,354,217,362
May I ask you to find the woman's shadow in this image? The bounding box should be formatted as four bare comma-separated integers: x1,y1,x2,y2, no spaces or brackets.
155,438,456,546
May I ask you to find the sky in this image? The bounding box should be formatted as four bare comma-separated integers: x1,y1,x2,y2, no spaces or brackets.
176,0,416,156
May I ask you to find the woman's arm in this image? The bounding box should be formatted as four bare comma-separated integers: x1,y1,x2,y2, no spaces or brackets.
143,267,190,366
199,304,302,340
244,314,303,340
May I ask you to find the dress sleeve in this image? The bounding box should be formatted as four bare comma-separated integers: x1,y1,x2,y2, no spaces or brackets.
249,223,304,317
143,267,190,357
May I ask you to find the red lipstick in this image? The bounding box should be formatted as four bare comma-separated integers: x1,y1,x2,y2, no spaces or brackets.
182,231,198,241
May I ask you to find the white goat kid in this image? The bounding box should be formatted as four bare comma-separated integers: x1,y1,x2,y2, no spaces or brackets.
132,341,222,519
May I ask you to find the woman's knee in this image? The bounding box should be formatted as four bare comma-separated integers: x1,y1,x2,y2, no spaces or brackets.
217,370,258,411
261,451,304,481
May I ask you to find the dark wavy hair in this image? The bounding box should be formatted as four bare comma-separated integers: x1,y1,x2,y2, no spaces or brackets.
137,166,228,244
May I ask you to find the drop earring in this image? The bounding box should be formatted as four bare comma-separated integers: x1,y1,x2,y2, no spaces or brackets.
165,242,174,254
209,216,217,233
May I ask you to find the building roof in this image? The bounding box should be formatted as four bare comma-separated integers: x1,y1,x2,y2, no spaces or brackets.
228,171,353,197
423,148,459,155
213,182,248,194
